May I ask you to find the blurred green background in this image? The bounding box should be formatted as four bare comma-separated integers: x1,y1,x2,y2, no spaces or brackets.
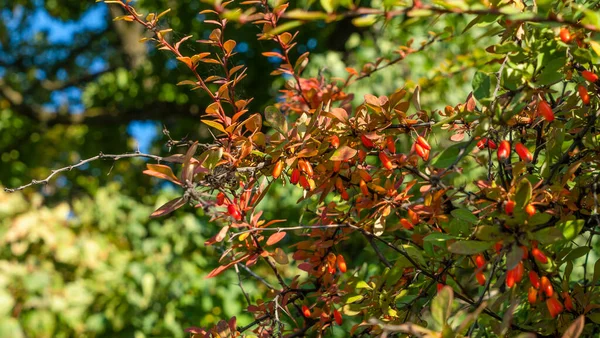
0,0,489,336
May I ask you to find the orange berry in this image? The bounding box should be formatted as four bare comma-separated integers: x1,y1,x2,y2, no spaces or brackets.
337,254,347,273
302,305,311,318
525,204,536,217
559,28,572,43
515,143,533,162
330,135,340,148
416,136,431,150
298,159,314,177
537,100,554,122
379,152,393,170
528,287,538,304
437,283,444,292
578,84,590,105
540,276,553,297
582,70,599,83
476,271,486,286
359,179,369,196
415,143,427,160
272,160,284,179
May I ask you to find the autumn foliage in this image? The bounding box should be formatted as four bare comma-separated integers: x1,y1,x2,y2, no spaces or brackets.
12,0,600,337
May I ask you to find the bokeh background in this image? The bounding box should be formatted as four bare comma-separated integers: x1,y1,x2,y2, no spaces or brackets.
0,1,487,337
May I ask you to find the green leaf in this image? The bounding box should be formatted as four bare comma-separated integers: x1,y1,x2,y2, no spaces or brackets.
356,281,373,290
592,259,600,285
563,246,590,262
527,213,552,226
557,219,584,241
472,71,497,104
264,106,288,133
506,245,524,270
447,240,492,255
475,226,503,241
352,15,377,27
450,209,478,224
533,227,564,244
431,286,453,330
514,178,532,209
432,141,477,168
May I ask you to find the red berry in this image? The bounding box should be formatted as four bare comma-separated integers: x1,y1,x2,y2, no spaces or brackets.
559,28,572,43
216,192,226,206
361,135,374,148
578,84,590,105
546,298,563,318
386,136,396,153
537,100,554,122
532,247,548,264
302,305,311,318
504,200,515,215
497,140,511,161
582,70,599,83
476,271,486,286
506,269,515,288
529,271,540,289
563,292,574,311
227,204,242,221
290,168,301,185
515,143,533,162
475,254,486,269
333,309,343,325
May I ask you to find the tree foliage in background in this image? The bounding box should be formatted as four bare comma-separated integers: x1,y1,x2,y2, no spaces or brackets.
4,0,600,337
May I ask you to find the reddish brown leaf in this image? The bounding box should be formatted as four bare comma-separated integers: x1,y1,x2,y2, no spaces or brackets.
150,197,186,218
330,146,357,161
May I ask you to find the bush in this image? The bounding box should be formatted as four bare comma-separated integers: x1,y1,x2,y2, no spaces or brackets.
7,0,600,337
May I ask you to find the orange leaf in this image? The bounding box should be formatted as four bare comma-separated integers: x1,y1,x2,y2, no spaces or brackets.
266,232,287,246
143,164,181,185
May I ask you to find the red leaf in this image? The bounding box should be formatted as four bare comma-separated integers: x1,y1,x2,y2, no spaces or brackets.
298,262,313,272
206,265,229,279
150,197,186,218
266,232,287,246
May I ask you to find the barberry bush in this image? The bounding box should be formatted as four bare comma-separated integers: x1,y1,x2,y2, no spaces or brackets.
9,0,600,336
